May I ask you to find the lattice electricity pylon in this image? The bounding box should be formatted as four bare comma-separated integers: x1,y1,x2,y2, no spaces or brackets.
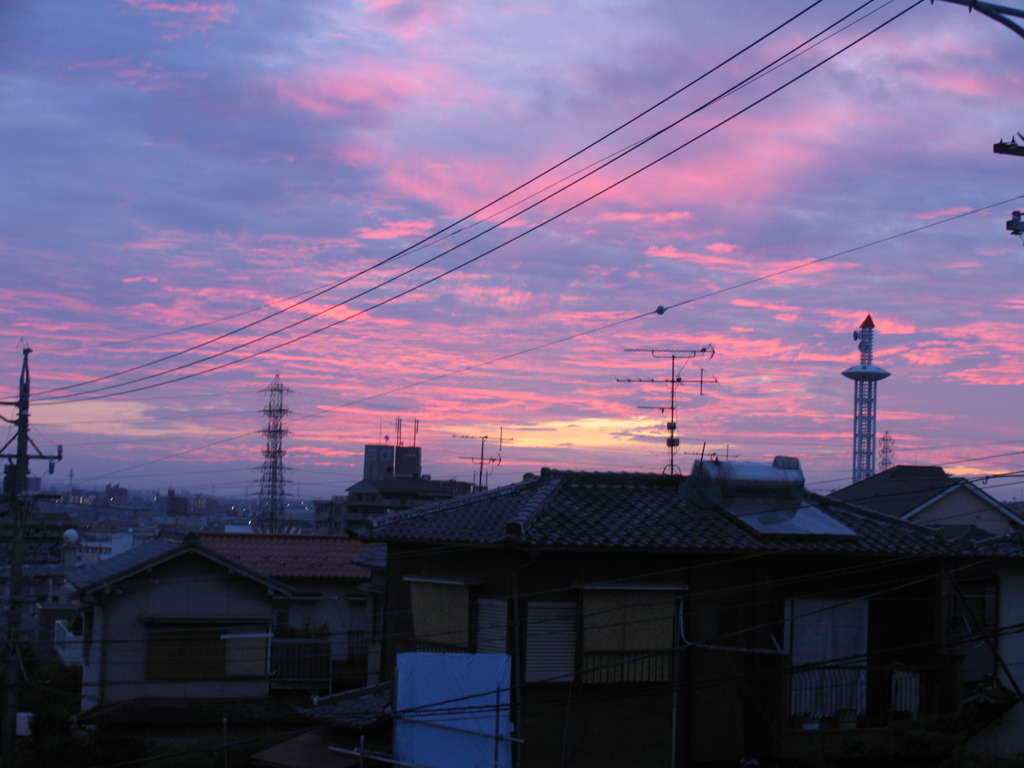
618,346,716,475
257,375,291,525
879,431,895,473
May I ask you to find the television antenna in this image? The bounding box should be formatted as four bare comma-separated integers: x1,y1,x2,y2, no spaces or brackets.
453,428,512,491
617,346,716,475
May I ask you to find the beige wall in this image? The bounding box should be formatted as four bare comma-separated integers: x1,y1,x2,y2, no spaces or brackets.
909,487,1016,535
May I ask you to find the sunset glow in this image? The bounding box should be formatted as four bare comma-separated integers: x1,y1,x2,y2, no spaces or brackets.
2,0,1022,502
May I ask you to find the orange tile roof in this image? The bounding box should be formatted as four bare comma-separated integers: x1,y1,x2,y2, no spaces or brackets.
198,533,379,581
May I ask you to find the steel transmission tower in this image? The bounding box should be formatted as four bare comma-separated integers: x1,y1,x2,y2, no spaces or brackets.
879,431,895,473
258,375,290,524
841,315,890,484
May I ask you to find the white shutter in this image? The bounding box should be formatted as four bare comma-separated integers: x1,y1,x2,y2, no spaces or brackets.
477,598,508,654
525,601,576,683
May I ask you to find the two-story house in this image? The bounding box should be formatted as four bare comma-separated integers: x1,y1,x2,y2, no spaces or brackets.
830,465,1024,755
66,531,380,736
358,458,1023,768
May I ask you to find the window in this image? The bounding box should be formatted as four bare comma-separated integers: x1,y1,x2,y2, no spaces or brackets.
581,590,678,683
947,578,997,684
408,579,470,651
787,599,868,721
146,624,267,681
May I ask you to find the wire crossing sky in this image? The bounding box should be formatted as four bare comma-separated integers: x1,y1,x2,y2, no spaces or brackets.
2,0,1022,499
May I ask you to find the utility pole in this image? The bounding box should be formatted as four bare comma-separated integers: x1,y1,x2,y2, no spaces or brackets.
935,0,1024,41
617,346,716,475
0,348,62,767
933,2,1024,158
453,430,511,492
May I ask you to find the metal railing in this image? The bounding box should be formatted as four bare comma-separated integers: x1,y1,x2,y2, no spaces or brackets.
271,638,331,684
581,651,674,684
789,664,948,729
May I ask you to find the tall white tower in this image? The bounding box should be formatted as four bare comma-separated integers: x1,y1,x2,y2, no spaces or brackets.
841,315,890,484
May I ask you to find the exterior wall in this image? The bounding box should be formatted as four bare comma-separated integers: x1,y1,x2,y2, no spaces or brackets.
380,544,957,768
966,564,1024,755
278,579,368,659
80,553,274,713
911,487,1016,535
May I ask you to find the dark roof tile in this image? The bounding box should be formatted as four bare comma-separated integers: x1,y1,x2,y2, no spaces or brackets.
364,468,967,557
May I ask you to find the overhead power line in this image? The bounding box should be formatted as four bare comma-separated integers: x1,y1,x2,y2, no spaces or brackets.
34,0,907,404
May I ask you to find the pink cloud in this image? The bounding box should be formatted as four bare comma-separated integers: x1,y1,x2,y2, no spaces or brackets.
68,57,132,71
354,219,436,240
119,0,236,25
365,0,465,43
272,64,433,118
597,211,693,224
122,276,159,284
115,229,193,252
705,242,739,254
645,244,743,268
912,206,972,221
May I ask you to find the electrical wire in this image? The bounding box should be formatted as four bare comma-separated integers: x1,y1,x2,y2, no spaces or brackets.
34,0,912,404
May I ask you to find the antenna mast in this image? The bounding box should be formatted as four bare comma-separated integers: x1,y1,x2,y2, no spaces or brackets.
841,315,890,484
618,346,716,474
453,429,512,491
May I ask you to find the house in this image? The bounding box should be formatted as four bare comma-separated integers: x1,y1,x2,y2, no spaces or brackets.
828,464,1024,536
197,532,381,689
358,458,1024,768
830,466,1024,756
66,531,380,732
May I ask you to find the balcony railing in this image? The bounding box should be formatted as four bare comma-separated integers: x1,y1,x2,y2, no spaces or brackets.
271,638,331,685
581,651,674,684
789,663,955,729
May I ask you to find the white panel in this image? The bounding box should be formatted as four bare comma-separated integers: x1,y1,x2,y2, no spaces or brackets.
394,652,512,768
477,598,507,654
525,601,577,683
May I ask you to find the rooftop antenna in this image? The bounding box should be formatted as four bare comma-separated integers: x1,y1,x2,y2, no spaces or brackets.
618,346,716,475
453,429,512,491
841,315,890,484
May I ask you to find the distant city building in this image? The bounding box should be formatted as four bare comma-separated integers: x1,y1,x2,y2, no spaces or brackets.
315,444,472,533
363,444,423,481
166,488,189,516
103,484,129,507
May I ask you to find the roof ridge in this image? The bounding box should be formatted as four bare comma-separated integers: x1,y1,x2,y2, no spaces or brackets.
369,475,536,530
505,474,563,539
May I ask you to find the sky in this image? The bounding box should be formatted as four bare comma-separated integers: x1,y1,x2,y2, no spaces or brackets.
2,0,1023,504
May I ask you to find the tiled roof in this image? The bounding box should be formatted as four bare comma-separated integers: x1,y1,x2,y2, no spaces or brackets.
347,477,470,495
67,538,296,596
828,465,960,518
362,468,977,557
67,539,177,592
198,533,378,580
